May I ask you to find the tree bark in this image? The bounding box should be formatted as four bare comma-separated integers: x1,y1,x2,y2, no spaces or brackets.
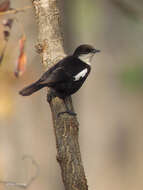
31,0,88,189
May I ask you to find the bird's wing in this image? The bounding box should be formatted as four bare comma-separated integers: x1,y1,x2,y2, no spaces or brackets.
38,66,70,86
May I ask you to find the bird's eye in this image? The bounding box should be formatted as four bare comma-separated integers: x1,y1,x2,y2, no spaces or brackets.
84,48,91,54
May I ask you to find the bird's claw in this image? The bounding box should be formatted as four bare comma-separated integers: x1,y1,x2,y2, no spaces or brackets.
47,94,52,103
58,111,77,117
47,90,57,102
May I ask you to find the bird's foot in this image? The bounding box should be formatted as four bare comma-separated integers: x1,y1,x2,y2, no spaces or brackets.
58,110,77,117
47,90,57,103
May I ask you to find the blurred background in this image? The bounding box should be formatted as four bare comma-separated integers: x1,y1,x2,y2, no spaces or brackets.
0,0,143,190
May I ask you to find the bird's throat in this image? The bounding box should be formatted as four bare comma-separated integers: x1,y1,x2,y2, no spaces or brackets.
78,53,94,65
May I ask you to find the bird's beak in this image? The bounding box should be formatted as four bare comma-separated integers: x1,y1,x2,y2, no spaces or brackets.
93,49,100,53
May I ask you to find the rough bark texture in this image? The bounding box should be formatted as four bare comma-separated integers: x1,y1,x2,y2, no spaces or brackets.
31,0,88,190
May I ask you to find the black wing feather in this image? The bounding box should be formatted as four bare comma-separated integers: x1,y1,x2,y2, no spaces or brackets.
39,66,71,86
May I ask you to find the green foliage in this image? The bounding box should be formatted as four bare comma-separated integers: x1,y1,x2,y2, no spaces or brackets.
120,64,143,91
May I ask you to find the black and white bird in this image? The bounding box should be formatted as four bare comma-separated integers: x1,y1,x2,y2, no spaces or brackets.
19,44,100,114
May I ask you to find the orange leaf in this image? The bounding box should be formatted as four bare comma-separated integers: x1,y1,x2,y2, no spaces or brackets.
15,35,27,77
19,35,26,52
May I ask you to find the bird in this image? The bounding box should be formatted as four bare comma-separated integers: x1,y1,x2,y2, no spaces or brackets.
19,44,100,115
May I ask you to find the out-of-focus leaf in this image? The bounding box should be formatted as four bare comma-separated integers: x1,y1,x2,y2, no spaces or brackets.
3,30,10,41
0,19,13,65
0,0,10,12
15,35,27,77
19,35,26,52
15,53,27,77
3,18,13,29
3,19,13,41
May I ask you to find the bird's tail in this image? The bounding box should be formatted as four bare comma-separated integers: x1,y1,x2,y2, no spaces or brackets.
19,81,44,96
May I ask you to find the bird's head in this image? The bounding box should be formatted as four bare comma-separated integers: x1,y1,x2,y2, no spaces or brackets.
73,44,100,65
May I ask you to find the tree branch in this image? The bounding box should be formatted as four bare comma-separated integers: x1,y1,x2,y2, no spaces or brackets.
31,0,88,189
0,6,32,16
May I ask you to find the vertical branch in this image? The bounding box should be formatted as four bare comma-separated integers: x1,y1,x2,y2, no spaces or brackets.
31,0,88,190
33,0,65,68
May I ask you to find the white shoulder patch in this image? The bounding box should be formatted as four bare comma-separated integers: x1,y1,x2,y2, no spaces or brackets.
74,68,88,81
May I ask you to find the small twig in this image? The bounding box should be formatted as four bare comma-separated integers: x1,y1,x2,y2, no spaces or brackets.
0,6,32,16
0,155,39,189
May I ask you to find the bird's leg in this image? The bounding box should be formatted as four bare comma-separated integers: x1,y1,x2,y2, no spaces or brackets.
64,97,77,116
58,97,76,117
47,91,76,117
47,89,57,103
